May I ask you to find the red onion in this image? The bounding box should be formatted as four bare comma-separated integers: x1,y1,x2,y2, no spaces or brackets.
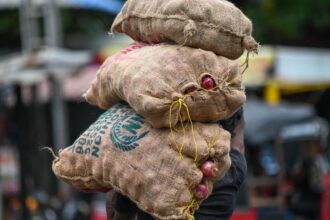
200,160,218,178
201,76,215,90
195,183,209,200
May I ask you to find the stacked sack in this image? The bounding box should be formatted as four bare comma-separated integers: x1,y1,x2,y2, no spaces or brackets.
52,0,258,219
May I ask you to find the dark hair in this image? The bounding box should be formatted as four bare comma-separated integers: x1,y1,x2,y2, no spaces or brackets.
218,108,243,134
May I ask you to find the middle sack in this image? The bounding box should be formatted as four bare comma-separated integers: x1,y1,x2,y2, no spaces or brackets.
85,42,246,128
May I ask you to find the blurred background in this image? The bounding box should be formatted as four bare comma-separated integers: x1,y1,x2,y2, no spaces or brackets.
0,0,329,220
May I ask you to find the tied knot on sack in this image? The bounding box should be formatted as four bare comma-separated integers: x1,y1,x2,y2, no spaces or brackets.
182,197,199,220
241,35,260,74
169,95,198,162
183,20,197,45
243,35,259,54
41,147,60,162
169,96,203,220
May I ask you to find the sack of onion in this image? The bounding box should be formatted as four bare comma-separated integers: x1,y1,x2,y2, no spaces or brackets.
111,0,258,59
52,104,231,220
84,42,246,128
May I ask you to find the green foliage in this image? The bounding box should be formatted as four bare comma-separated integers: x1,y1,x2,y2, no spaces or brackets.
61,9,115,34
242,0,330,45
0,10,20,48
0,0,330,48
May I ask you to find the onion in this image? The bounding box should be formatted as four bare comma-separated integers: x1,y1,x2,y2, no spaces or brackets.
200,160,218,178
194,183,209,200
201,76,215,90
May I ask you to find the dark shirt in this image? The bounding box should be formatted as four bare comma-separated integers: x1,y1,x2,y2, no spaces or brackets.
114,149,247,220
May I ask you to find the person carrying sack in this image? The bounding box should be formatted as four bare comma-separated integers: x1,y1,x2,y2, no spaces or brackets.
107,108,247,220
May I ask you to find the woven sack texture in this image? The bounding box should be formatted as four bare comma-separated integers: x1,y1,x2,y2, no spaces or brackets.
84,42,246,128
111,0,258,59
52,104,231,220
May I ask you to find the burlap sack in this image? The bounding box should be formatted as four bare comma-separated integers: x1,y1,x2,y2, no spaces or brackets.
52,104,231,220
111,0,259,60
84,42,246,129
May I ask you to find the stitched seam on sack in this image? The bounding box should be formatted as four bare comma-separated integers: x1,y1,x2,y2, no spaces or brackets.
115,12,248,38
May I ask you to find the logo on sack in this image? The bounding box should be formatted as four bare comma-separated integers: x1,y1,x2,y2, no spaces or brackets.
110,112,150,152
67,104,150,157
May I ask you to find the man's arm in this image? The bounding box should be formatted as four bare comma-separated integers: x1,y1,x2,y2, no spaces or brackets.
106,190,137,220
231,114,245,154
195,110,247,220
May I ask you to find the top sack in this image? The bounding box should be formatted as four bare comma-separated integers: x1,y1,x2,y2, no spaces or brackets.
111,0,259,60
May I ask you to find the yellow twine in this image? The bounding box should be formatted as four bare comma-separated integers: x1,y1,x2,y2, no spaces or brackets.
179,136,217,220
169,96,198,162
170,97,211,219
240,51,250,74
182,198,198,220
226,76,237,86
170,99,184,159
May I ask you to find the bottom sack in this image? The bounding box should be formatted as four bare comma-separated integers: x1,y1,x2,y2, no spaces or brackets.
52,104,231,220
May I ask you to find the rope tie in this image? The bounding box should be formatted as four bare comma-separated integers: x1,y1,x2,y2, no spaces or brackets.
169,95,198,162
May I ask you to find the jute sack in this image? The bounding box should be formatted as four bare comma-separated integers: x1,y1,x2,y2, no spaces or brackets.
52,104,231,220
84,42,246,129
111,0,259,60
